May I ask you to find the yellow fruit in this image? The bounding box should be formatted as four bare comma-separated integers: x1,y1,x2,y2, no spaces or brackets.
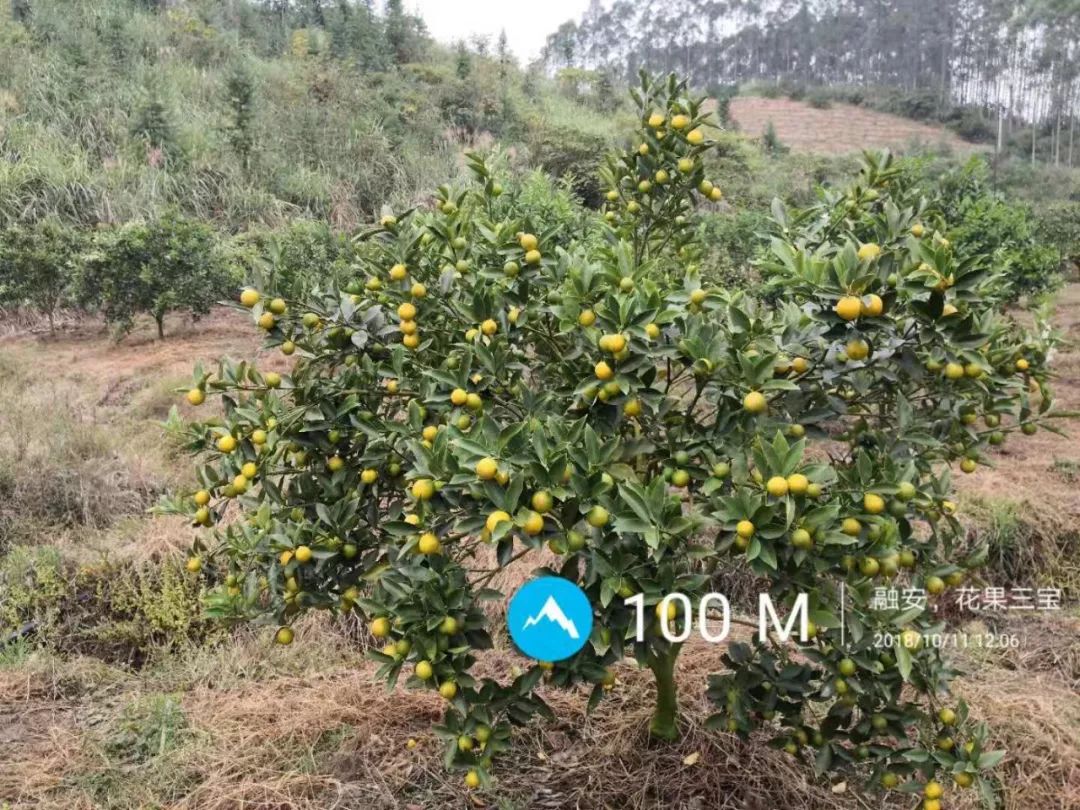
690,288,707,305
709,187,723,202
240,288,260,307
766,476,789,497
786,474,809,495
397,302,416,321
939,708,957,726
1015,357,1029,372
600,333,627,353
924,781,944,800
857,243,881,262
466,393,482,411
842,517,862,536
687,128,704,145
281,340,295,355
578,309,596,327
241,462,258,479
449,388,468,407
268,297,286,315
523,511,544,536
411,479,435,501
524,249,542,265
954,773,973,788
481,319,498,336
403,513,420,526
743,391,767,414
257,312,276,330
385,379,399,394
964,362,982,378
586,505,610,528
846,338,870,361
361,468,378,484
677,157,694,173
418,532,441,555
861,294,884,317
911,223,925,237
648,113,664,128
645,323,660,339
864,493,886,514
623,398,642,417
791,357,809,374
275,626,294,645
415,660,433,679
944,362,964,380
217,435,237,453
834,296,862,321
439,681,458,700
900,629,922,650
476,457,499,480
464,770,480,789
370,617,391,638
410,282,426,298
294,545,313,563
186,556,202,573
531,491,553,513
595,361,614,381
389,263,408,281
736,520,755,539
670,114,689,130
422,425,438,442
486,510,512,534
186,388,205,406
960,458,976,473
519,233,538,251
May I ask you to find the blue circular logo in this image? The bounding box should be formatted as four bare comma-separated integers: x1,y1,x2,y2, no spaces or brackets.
508,577,593,662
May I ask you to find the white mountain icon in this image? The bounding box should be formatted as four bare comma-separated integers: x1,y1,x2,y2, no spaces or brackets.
521,595,580,639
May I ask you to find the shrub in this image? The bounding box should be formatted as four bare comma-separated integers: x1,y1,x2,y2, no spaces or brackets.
167,74,1053,798
526,118,610,207
1036,202,1080,270
0,217,84,332
79,212,234,338
0,545,215,664
806,89,832,109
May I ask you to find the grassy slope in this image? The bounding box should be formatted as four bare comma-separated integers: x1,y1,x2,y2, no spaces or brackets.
0,1,624,231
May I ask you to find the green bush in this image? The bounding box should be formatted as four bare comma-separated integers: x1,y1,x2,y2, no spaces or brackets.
1036,203,1080,270
0,218,85,332
526,119,610,206
806,90,832,109
229,220,357,299
0,545,216,664
919,157,1062,300
167,75,1054,797
79,212,234,338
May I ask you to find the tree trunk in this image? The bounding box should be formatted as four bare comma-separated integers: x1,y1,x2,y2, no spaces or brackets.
156,314,165,339
647,645,682,741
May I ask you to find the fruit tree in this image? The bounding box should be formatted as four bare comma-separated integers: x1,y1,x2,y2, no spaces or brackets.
165,74,1056,802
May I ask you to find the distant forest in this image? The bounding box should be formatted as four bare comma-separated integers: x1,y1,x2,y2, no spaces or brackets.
543,0,1080,164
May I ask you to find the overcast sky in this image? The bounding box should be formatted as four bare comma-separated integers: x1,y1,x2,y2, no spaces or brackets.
406,0,593,64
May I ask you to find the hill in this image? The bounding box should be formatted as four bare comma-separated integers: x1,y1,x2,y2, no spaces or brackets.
728,96,984,156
